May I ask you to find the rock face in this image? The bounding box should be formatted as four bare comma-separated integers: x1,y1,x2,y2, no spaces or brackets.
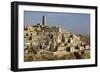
24,16,90,62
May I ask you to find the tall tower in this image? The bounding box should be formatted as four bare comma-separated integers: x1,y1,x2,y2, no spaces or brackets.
41,16,47,26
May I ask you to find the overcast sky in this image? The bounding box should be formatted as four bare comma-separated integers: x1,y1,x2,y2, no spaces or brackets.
24,11,90,35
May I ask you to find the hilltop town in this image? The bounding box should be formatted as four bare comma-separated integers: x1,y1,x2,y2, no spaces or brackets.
24,16,90,62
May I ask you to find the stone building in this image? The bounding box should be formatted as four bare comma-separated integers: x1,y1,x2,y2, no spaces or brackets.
24,15,90,62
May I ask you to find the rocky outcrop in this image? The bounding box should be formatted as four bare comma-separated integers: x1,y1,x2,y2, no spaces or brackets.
24,16,90,62
24,24,90,62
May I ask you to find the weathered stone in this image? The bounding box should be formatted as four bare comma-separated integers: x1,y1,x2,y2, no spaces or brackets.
24,16,90,61
53,51,69,59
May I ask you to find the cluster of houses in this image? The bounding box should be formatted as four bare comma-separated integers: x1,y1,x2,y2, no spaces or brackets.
24,16,90,62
